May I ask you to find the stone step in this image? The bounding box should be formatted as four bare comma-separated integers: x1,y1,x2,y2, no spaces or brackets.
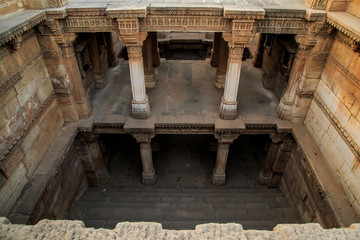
68,207,300,222
86,187,278,193
74,200,290,209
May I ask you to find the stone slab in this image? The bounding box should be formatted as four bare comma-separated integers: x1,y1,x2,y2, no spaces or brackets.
214,117,245,132
123,116,156,132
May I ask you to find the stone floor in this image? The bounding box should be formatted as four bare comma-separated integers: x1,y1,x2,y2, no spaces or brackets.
91,59,280,124
67,134,301,230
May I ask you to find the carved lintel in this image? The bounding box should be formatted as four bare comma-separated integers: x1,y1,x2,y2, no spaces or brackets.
8,35,23,50
131,132,155,143
214,132,240,144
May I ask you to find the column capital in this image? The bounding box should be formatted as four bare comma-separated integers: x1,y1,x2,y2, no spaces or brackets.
214,132,240,144
116,18,147,47
269,132,292,144
223,20,255,48
131,132,155,143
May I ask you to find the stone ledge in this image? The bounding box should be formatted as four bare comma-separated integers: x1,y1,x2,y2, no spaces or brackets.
327,12,360,42
0,218,359,239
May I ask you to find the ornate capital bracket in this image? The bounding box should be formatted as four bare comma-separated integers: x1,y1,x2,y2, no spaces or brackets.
295,34,317,50
214,132,240,144
44,19,63,36
270,132,293,144
116,18,147,47
223,20,255,47
8,35,23,50
131,132,155,143
54,33,77,48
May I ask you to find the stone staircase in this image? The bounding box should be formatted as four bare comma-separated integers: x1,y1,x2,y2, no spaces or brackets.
67,185,301,230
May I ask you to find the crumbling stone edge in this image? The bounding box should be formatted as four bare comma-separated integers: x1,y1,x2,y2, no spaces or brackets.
0,217,359,239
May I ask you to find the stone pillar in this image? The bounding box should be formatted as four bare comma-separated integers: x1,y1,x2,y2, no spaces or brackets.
258,133,295,187
210,32,221,67
78,134,110,186
211,133,239,185
36,31,79,122
276,35,315,121
253,33,265,68
105,32,117,67
88,35,105,88
132,133,156,185
219,46,244,120
56,34,92,119
149,32,160,67
117,19,150,119
142,35,156,88
215,34,229,88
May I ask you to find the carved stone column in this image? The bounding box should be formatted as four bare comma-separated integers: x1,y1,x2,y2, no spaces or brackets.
215,34,228,88
88,35,105,88
36,30,79,122
219,46,244,120
258,133,295,187
56,33,91,119
117,18,150,119
253,33,265,68
77,134,110,186
211,32,221,67
142,35,156,88
211,133,239,185
149,32,160,67
132,133,156,185
276,35,315,121
105,32,117,67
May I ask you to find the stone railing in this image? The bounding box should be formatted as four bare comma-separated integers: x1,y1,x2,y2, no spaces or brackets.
1,218,359,239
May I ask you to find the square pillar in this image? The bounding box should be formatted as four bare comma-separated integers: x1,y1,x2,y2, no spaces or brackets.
142,35,156,88
219,46,244,120
215,33,228,88
210,32,221,67
88,34,106,88
211,133,239,186
132,133,157,185
149,32,160,67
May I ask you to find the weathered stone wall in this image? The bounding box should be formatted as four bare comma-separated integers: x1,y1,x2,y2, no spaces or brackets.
1,217,359,239
7,124,88,224
346,0,360,18
304,33,360,216
0,30,64,216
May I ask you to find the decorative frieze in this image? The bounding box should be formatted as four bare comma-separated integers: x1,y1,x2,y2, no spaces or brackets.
335,31,360,52
314,93,360,162
148,8,223,16
47,0,68,8
305,0,328,10
62,17,117,32
117,19,140,35
328,55,360,90
255,18,309,34
327,15,360,43
139,16,232,32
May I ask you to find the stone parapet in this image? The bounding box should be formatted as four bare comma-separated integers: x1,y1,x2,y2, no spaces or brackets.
1,218,360,239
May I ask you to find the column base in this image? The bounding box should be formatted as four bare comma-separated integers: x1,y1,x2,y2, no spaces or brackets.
214,73,225,88
142,171,157,185
257,169,270,185
132,96,150,119
276,99,293,120
94,71,106,88
77,96,92,119
211,172,226,186
219,98,237,120
145,73,156,88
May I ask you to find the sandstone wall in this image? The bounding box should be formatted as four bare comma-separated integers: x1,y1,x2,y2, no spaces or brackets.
0,30,64,216
346,0,360,18
304,33,360,216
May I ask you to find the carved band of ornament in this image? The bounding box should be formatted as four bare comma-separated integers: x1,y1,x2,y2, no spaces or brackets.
117,19,139,35
255,18,308,34
314,93,360,161
0,93,56,168
264,11,306,19
67,9,106,17
48,0,68,8
326,18,360,43
328,55,360,90
0,13,46,46
139,16,232,32
0,54,42,98
296,87,314,98
215,132,240,143
335,31,360,51
131,133,155,143
305,0,328,10
148,9,223,16
62,17,117,32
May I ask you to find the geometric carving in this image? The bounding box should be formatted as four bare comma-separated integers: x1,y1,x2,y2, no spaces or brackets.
305,0,327,10
139,16,232,32
255,18,309,34
63,17,117,32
